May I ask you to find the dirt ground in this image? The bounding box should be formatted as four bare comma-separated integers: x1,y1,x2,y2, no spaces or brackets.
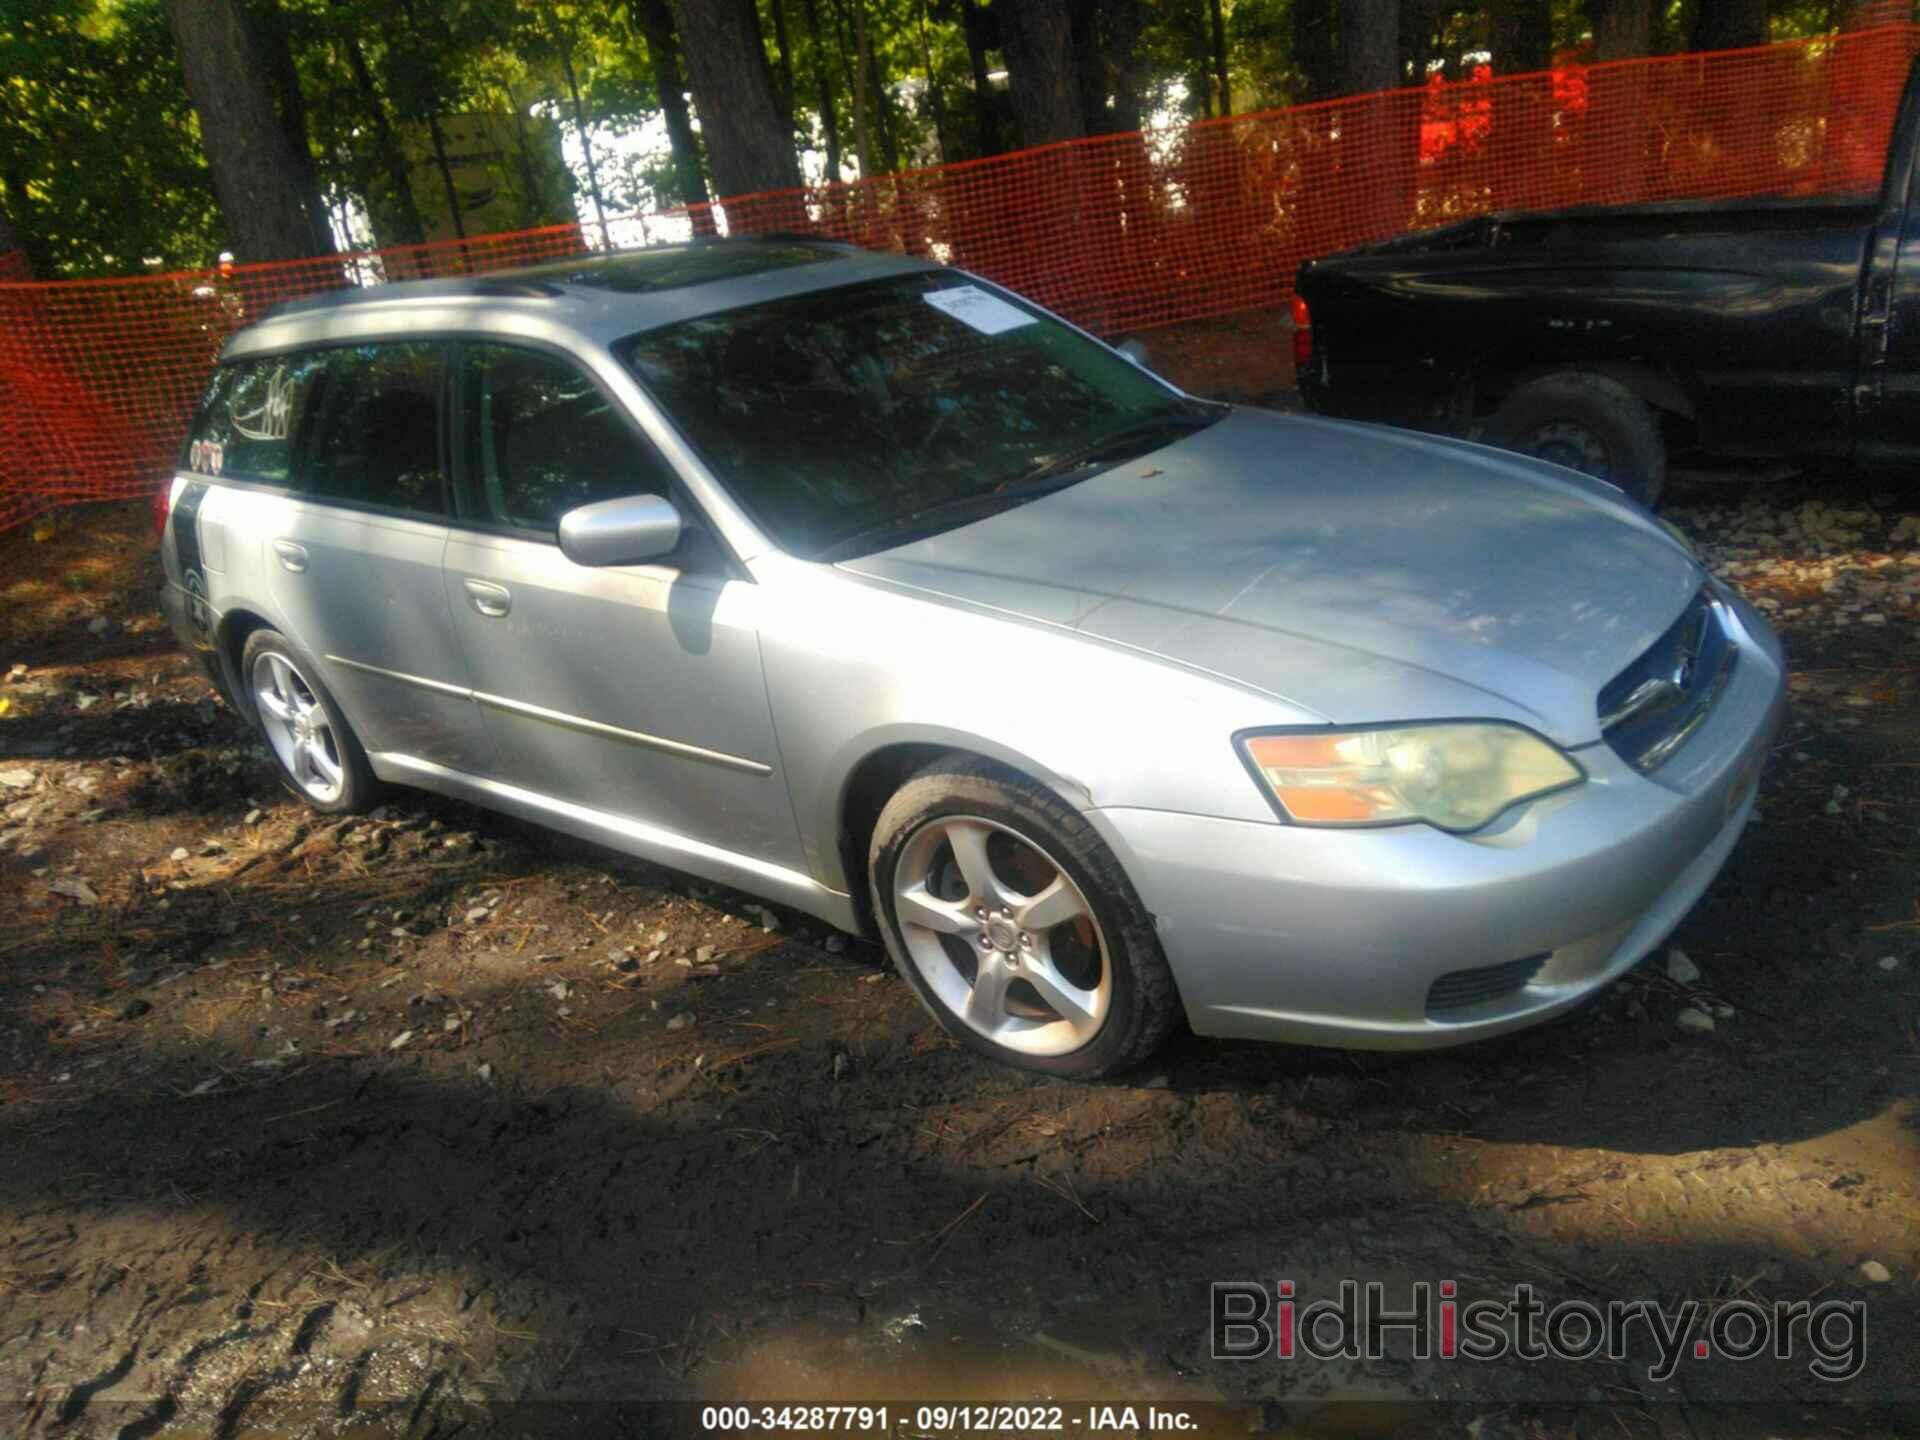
1,330,1917,1438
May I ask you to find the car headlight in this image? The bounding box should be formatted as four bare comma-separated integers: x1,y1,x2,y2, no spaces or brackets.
1237,722,1585,832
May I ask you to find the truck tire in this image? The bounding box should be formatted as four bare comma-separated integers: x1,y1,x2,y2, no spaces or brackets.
1485,372,1666,507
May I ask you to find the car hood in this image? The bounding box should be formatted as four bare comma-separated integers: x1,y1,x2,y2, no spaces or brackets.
837,408,1703,746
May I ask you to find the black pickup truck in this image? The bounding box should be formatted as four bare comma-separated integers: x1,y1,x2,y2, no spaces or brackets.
1293,53,1920,506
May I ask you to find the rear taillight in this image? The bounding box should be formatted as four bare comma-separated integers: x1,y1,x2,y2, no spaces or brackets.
1290,294,1313,369
150,481,172,541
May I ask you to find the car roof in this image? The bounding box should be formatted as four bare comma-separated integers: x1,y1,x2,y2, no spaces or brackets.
225,236,942,362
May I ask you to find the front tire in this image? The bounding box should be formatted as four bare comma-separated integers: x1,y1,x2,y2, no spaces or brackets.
869,756,1177,1077
241,628,381,814
1484,371,1667,507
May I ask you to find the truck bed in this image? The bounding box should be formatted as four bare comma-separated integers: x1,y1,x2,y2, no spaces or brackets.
1295,193,1881,463
1333,194,1881,259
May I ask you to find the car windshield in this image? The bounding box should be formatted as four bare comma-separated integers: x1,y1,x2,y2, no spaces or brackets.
616,272,1220,560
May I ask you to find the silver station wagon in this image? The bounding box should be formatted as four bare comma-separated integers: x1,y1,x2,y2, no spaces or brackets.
158,238,1786,1076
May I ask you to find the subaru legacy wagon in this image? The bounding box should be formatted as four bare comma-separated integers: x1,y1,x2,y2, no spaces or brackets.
158,237,1785,1076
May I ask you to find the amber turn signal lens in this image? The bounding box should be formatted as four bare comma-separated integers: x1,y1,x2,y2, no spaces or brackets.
1238,724,1584,832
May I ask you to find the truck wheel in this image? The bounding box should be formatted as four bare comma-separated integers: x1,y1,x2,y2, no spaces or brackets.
1485,372,1666,507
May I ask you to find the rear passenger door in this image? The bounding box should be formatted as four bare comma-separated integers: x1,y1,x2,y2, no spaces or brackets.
267,341,494,775
440,341,800,868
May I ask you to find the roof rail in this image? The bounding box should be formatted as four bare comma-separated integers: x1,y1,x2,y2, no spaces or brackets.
264,275,566,321
704,230,854,247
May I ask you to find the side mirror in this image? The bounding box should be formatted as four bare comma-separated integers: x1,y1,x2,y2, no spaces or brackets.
558,494,683,567
1116,338,1153,370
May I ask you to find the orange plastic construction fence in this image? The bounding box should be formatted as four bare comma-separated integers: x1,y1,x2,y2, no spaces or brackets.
1,12,1916,534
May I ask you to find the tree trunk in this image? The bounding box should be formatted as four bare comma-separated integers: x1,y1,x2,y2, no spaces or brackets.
255,1,335,252
1587,0,1653,204
1208,0,1232,115
635,0,715,233
850,0,876,175
1592,0,1651,60
0,166,39,275
1691,0,1768,52
959,0,1001,154
999,0,1084,146
1067,0,1105,135
1339,0,1413,238
668,0,802,204
166,0,334,261
424,113,467,242
917,0,952,163
1488,0,1553,212
1104,0,1144,132
1401,0,1437,83
768,0,797,130
499,80,553,228
1338,0,1400,94
554,20,613,247
799,0,843,179
1293,0,1337,101
867,36,900,173
336,23,426,245
1489,0,1552,72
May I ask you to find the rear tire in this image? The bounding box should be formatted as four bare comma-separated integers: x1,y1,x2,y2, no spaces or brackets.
869,756,1178,1078
240,628,381,815
1484,371,1666,507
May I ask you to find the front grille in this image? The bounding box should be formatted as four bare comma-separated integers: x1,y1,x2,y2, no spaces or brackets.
1426,953,1549,1018
1598,589,1736,772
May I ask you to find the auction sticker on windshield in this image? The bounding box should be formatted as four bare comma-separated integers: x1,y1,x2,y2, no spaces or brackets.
923,285,1036,335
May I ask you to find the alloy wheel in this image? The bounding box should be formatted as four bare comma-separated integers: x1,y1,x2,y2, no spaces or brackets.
251,651,346,804
893,814,1110,1057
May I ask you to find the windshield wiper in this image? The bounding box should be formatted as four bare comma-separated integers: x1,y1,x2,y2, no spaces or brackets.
999,408,1220,493
813,474,1084,562
814,406,1223,563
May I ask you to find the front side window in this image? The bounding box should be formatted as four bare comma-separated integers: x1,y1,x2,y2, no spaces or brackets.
298,342,447,517
617,271,1217,559
185,354,324,485
458,343,675,534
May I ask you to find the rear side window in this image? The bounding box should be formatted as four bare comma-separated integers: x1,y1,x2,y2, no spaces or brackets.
298,342,448,517
458,343,674,534
185,355,322,485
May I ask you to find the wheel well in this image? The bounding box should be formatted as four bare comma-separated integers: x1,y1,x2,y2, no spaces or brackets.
837,743,950,938
837,742,1075,939
216,609,273,707
1472,359,1696,426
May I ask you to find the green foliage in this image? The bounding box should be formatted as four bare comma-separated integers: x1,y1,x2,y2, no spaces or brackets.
0,0,1891,278
0,0,223,276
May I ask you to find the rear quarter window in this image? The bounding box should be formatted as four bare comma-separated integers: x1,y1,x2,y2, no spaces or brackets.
184,355,323,485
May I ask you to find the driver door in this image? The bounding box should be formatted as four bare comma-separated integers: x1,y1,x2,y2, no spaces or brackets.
440,341,803,870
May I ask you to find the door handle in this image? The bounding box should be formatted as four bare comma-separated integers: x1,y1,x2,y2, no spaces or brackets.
271,539,309,573
463,578,512,618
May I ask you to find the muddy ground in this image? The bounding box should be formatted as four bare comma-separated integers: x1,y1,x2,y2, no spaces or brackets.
1,333,1916,1438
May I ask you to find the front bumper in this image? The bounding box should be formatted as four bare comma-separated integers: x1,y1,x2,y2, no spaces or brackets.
1087,591,1787,1050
